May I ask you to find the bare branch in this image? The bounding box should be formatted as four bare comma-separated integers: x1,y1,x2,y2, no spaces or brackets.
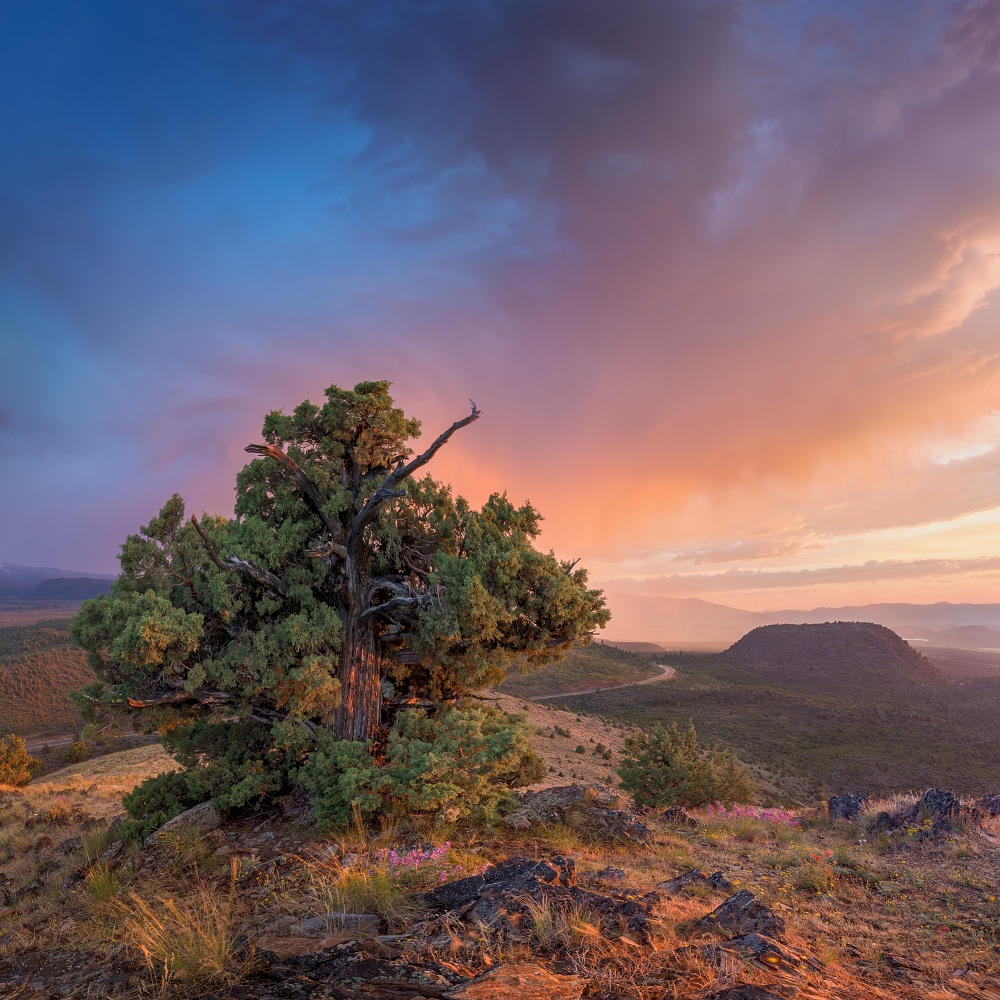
125,689,232,708
244,442,347,559
348,400,481,551
564,558,581,575
191,515,288,597
356,594,423,624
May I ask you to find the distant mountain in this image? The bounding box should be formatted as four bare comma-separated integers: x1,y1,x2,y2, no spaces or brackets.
0,563,115,598
721,621,944,689
601,591,1000,650
29,578,112,600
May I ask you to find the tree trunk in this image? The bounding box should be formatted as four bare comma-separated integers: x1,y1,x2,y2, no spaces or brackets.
334,614,382,742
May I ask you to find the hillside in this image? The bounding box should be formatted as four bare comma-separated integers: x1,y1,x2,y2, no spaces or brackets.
0,619,95,737
548,648,1000,795
498,642,661,698
4,725,1000,997
721,621,943,688
28,577,112,600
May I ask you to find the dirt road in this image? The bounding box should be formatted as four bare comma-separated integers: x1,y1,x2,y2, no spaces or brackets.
530,660,677,701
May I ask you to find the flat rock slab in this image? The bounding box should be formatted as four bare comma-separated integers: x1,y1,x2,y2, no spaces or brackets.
443,962,587,999
146,800,223,846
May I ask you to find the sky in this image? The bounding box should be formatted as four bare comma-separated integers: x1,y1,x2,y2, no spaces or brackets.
2,0,1000,614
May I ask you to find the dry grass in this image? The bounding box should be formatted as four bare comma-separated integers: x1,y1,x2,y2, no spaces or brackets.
122,861,254,990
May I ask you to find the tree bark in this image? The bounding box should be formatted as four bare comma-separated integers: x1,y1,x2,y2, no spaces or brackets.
333,612,383,741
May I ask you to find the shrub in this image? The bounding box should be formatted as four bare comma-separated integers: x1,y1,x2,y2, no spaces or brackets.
63,740,91,763
120,719,312,842
0,734,43,786
298,705,545,826
617,721,756,809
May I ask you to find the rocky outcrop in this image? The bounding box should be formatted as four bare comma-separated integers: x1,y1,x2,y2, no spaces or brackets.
695,890,785,937
657,869,733,894
504,786,650,842
431,855,660,945
866,787,979,839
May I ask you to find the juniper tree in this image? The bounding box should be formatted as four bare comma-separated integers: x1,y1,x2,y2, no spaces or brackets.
73,381,608,827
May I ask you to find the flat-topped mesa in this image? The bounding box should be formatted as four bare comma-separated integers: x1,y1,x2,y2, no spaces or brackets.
721,621,944,689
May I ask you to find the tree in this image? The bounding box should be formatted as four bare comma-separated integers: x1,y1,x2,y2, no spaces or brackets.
0,734,43,786
73,381,608,828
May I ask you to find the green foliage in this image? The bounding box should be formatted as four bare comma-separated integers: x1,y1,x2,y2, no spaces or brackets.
299,705,546,826
0,733,43,785
73,380,606,824
121,719,312,841
64,741,91,763
618,721,756,809
569,651,1000,797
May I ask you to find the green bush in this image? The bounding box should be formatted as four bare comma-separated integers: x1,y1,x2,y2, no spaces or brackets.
120,719,312,841
298,705,546,827
618,721,756,809
64,740,91,763
0,734,43,786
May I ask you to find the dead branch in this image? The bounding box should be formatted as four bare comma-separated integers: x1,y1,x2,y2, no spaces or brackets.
125,689,232,708
244,443,348,560
348,400,481,551
191,515,288,597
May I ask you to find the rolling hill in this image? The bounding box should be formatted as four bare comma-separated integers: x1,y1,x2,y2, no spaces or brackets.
720,621,943,688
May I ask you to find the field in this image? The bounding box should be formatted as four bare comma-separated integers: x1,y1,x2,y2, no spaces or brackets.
548,652,1000,797
498,642,661,697
0,619,95,739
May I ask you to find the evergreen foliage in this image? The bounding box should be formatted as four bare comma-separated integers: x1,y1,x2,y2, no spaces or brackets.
618,721,756,808
298,705,546,827
0,733,43,786
72,381,607,830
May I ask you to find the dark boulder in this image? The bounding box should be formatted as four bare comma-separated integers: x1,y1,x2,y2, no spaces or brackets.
695,890,785,938
828,793,867,821
661,805,699,827
977,793,1000,816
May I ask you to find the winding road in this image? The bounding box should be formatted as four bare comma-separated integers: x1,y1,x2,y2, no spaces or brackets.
530,660,677,701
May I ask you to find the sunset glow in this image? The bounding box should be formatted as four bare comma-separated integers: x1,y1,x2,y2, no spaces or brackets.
2,1,1000,619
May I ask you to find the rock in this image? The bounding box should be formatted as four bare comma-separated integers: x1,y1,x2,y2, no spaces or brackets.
434,856,658,945
145,800,223,846
442,962,587,999
595,866,626,882
291,913,380,936
658,869,708,893
917,788,960,821
430,874,487,909
707,871,735,891
55,836,84,856
976,793,1000,816
504,785,650,842
485,858,560,886
695,890,785,938
828,793,867,821
661,805,699,827
722,932,799,966
658,869,732,894
704,987,784,1000
868,810,896,835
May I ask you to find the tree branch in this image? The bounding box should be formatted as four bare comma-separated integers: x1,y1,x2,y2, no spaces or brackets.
357,594,424,624
348,400,481,552
125,689,232,708
244,443,348,559
191,515,288,597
